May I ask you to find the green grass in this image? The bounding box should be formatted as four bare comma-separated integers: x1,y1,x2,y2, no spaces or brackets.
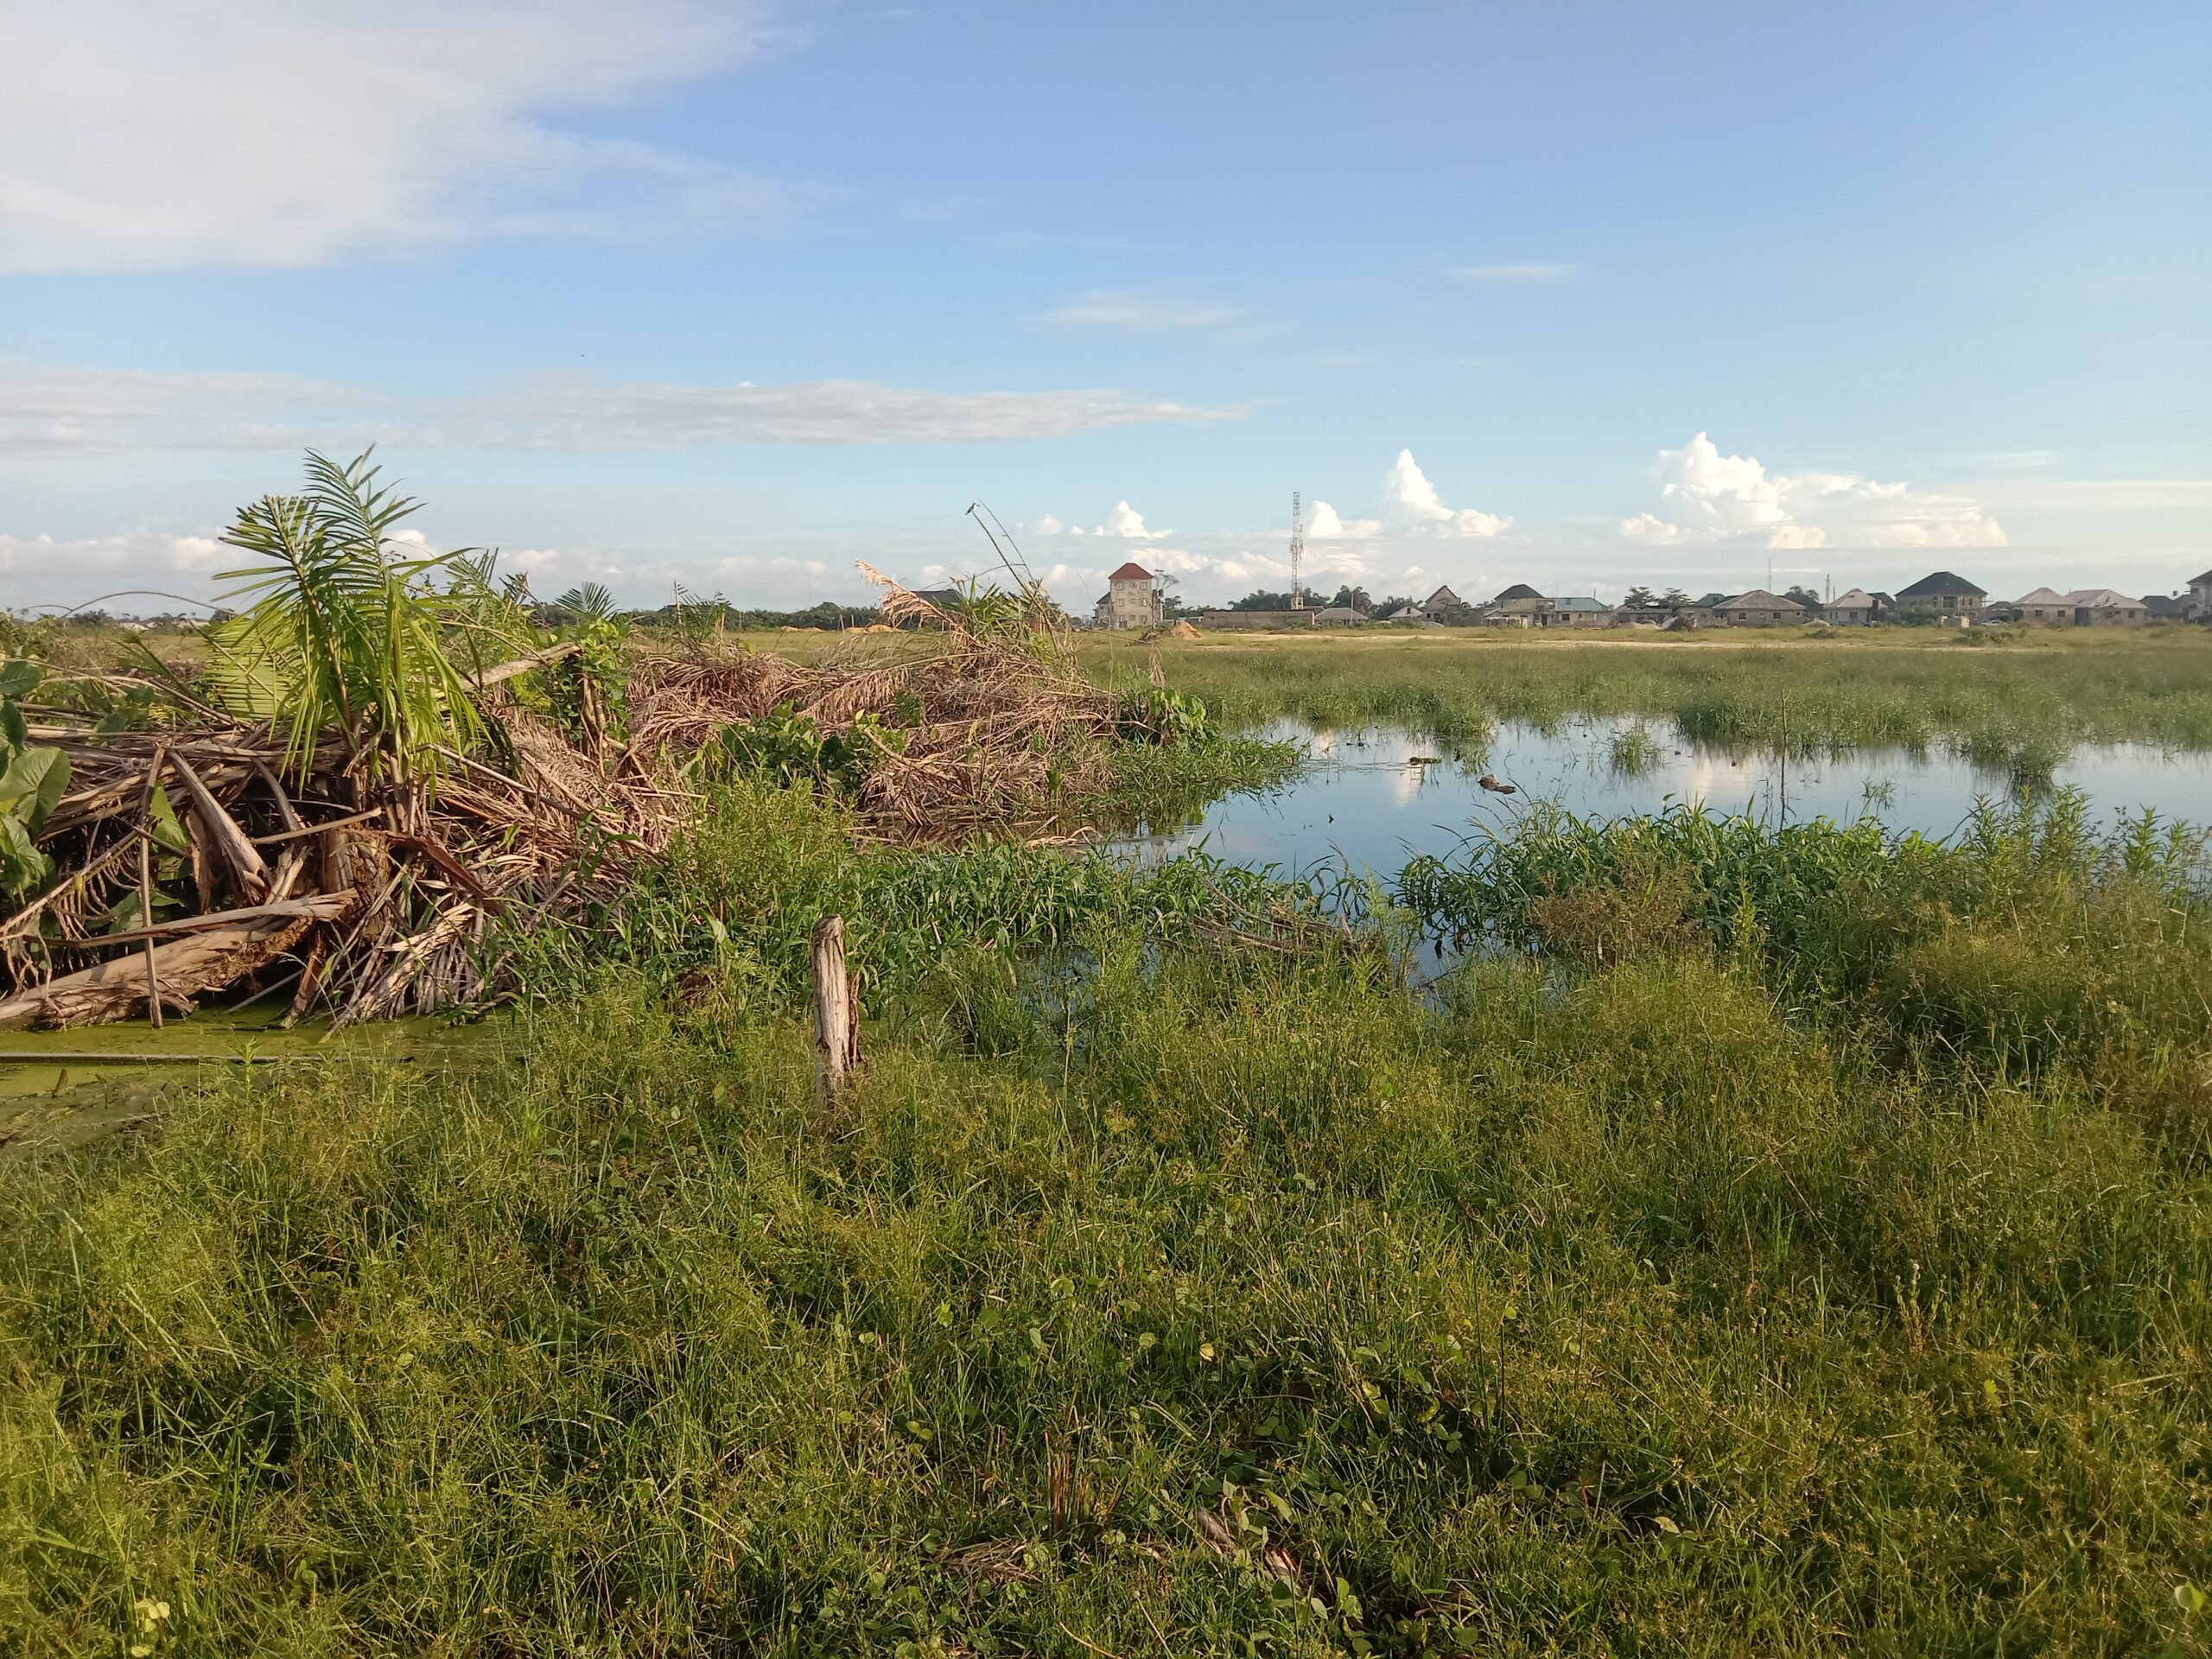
1078,631,2212,766
3,780,2210,1653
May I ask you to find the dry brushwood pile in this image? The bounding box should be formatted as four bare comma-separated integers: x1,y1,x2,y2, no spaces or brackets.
2,569,1168,1032
621,565,1132,836
0,690,683,1033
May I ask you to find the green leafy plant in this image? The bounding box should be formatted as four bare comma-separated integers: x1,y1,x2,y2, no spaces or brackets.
0,659,71,900
1116,686,1211,745
209,449,518,791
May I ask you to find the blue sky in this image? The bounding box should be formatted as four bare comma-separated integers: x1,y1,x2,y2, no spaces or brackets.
2,0,2205,613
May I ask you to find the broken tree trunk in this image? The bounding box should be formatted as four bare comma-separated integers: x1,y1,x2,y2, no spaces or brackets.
0,892,354,1030
810,914,861,1103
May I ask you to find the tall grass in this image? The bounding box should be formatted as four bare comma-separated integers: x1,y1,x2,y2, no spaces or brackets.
1092,633,2212,766
3,777,2210,1651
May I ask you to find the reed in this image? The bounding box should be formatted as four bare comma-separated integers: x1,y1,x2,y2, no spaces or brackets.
1089,632,2212,765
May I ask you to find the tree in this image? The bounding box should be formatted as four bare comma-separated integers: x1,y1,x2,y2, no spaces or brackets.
1624,585,1656,609
1662,588,1693,608
1327,585,1373,613
1228,589,1295,612
1785,585,1821,608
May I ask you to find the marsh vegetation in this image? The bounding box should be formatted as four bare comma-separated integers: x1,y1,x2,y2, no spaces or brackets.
3,589,2209,1653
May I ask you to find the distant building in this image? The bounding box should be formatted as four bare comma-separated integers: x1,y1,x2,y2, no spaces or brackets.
1313,605,1367,626
1821,588,1889,626
1421,585,1480,624
1378,603,1430,624
2013,586,2071,626
1536,596,1614,628
1497,594,1554,624
2063,588,2148,626
1491,582,1543,606
2144,594,2189,620
2188,569,2212,619
1714,589,1810,626
1895,570,1986,618
1093,563,1164,631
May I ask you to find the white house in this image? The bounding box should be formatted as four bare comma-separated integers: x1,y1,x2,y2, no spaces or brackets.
2013,587,2072,626
1092,562,1163,631
2063,588,2149,626
1821,588,1888,626
2189,569,2212,619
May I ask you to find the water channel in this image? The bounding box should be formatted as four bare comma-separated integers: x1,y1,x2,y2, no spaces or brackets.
1116,716,2212,879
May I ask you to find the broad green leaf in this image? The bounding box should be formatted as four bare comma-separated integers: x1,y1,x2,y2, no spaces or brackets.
0,746,69,833
0,810,51,899
0,659,40,700
149,782,192,855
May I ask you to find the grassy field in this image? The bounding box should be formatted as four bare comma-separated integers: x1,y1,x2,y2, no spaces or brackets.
1076,628,2212,769
3,774,2209,1655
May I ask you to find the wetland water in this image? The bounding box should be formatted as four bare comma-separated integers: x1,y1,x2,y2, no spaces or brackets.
1117,716,2212,877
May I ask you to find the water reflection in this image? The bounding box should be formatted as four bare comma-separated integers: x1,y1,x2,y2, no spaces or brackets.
1114,717,2212,877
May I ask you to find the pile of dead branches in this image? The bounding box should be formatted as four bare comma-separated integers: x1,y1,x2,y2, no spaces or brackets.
0,562,1159,1031
621,563,1131,836
0,689,681,1032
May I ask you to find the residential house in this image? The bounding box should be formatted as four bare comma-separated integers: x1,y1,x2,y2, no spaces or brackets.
1421,585,1480,625
2013,587,2071,626
2063,588,2149,626
1537,596,1615,628
1497,594,1554,625
1092,562,1163,631
1491,583,1544,607
1895,570,1986,618
1378,603,1430,625
1821,588,1889,626
1714,589,1810,626
2143,594,2189,621
2188,569,2212,619
1313,605,1367,626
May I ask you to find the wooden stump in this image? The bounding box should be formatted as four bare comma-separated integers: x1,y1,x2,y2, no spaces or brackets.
810,914,861,1103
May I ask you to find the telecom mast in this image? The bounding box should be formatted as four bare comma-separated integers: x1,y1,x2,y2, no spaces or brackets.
1289,492,1306,609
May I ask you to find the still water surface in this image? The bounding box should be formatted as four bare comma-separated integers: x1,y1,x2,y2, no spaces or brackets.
1118,717,2212,877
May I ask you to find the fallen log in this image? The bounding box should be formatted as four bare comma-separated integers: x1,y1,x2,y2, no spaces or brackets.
0,892,354,1030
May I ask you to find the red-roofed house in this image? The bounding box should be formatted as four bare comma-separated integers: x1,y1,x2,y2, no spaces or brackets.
1094,562,1164,630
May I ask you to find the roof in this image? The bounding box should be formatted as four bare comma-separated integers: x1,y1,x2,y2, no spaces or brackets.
1718,590,1807,610
1492,582,1543,604
1106,562,1154,582
2190,569,2212,587
1897,570,1986,598
1424,585,1465,607
1825,588,1881,607
1313,606,1366,620
1551,596,1611,613
2063,588,2144,608
2014,587,2068,606
2144,594,2188,617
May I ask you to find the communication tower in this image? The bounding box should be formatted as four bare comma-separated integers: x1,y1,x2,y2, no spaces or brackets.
1289,492,1305,609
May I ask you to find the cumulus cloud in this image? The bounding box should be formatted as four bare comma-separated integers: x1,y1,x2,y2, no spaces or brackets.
0,359,1247,454
1039,500,1173,539
0,1,795,273
1305,499,1381,539
1382,450,1509,537
1624,432,2007,550
1042,289,1246,332
0,529,245,607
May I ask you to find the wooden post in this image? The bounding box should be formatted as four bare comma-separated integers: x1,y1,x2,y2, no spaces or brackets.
810,915,861,1103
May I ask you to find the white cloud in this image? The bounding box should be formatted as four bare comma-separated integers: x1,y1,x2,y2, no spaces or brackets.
1646,432,2006,550
1306,499,1382,539
1043,289,1246,332
1618,512,1682,543
1038,500,1173,539
1447,263,1578,284
0,359,1248,454
1030,514,1065,535
0,1,788,272
1383,449,1509,537
0,529,242,607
